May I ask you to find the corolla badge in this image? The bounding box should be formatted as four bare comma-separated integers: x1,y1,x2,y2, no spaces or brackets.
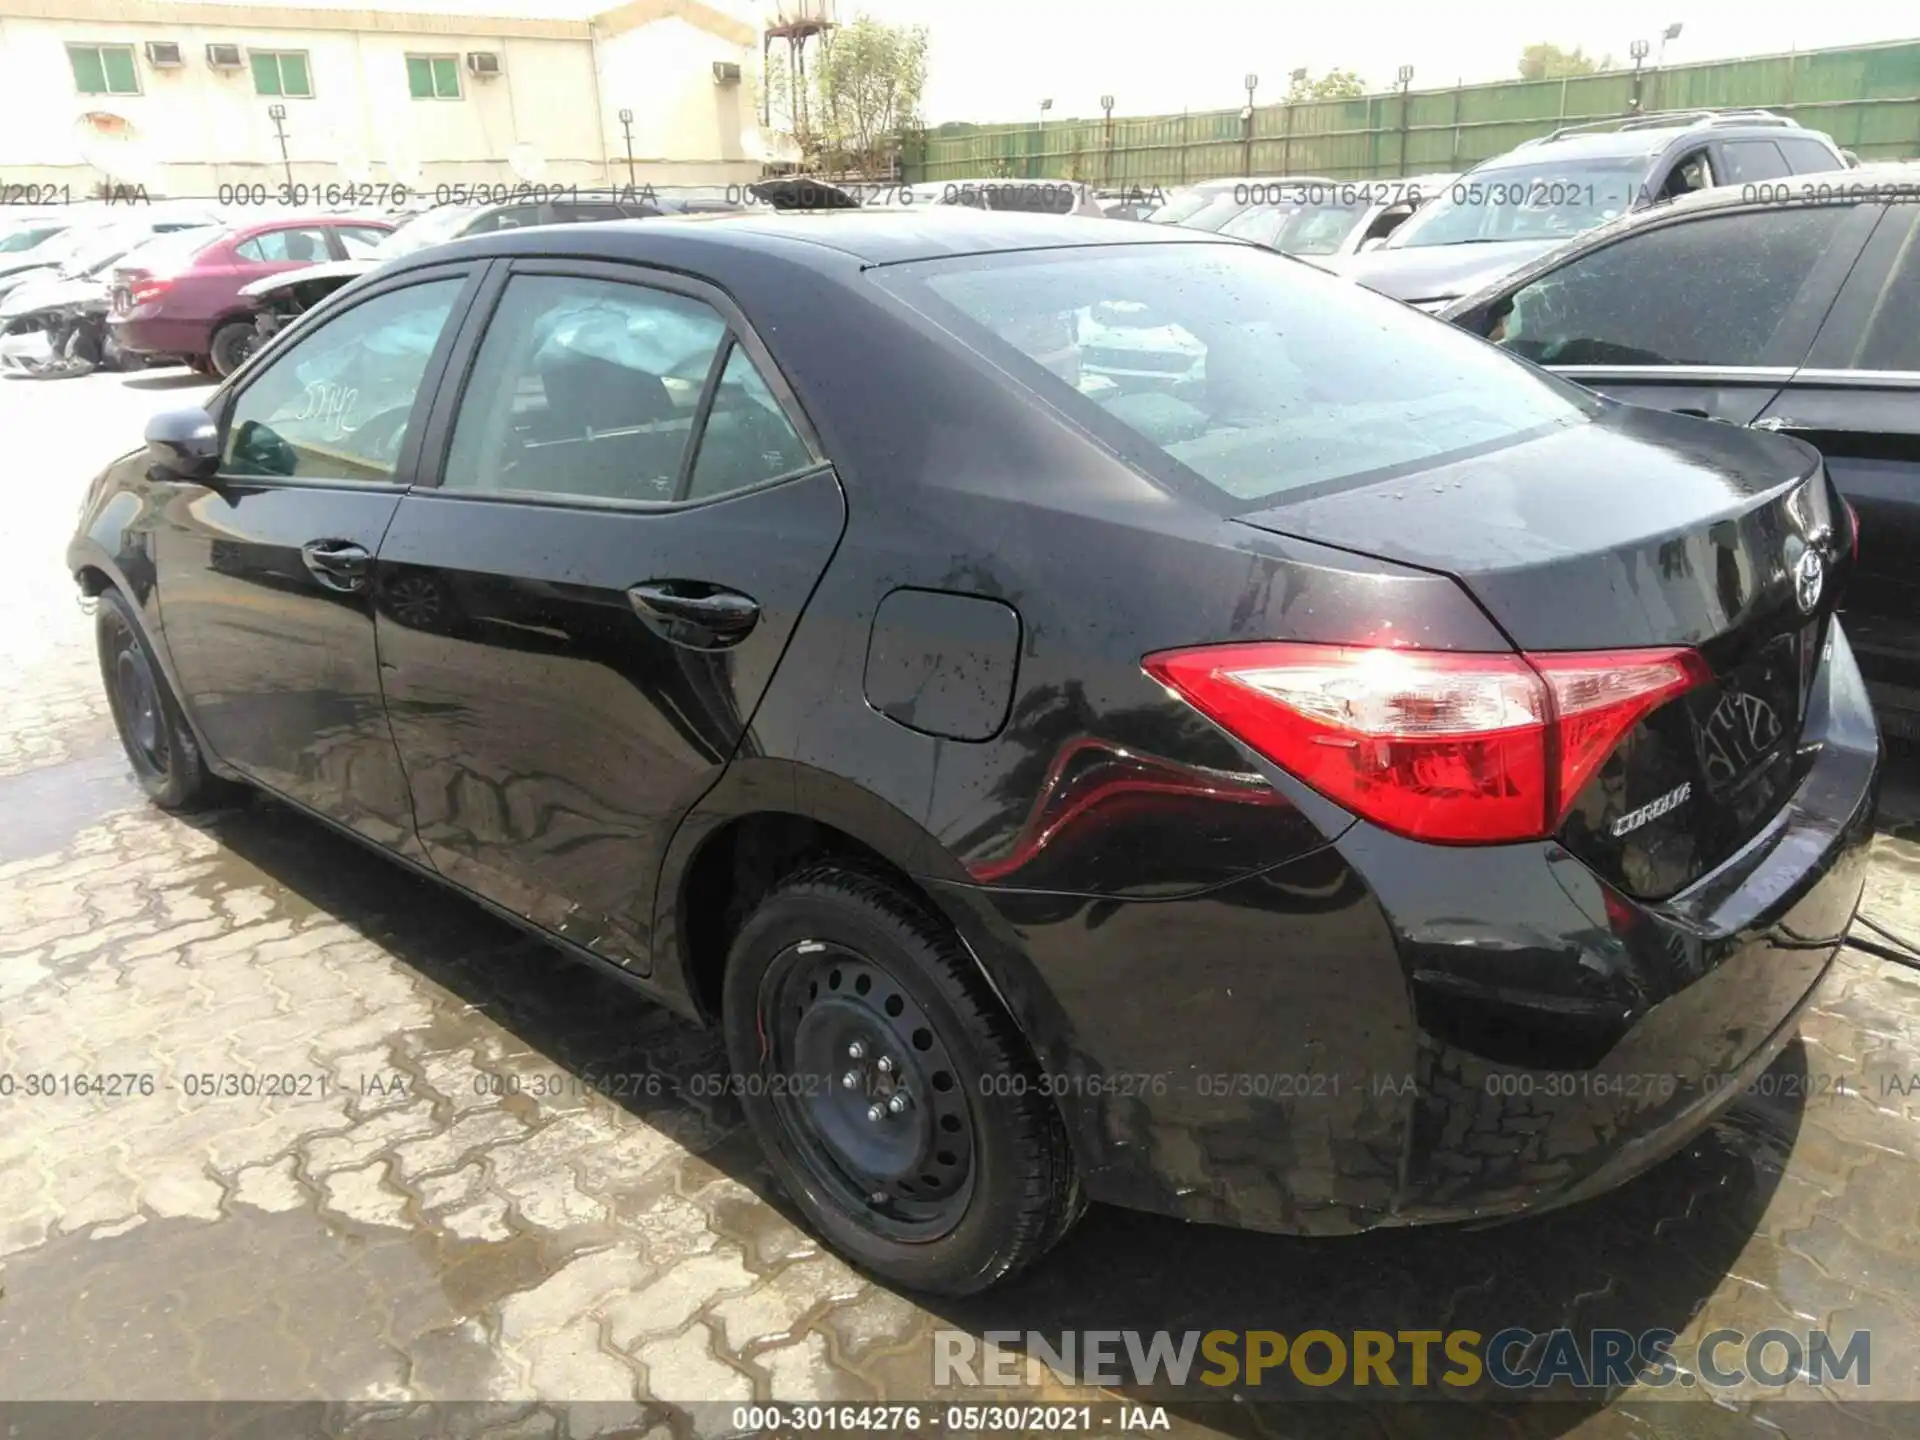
1794,547,1824,615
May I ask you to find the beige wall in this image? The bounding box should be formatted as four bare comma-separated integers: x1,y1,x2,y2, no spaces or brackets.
594,12,758,184
0,1,763,194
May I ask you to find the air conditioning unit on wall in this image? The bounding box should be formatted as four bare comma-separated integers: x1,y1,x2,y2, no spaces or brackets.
206,43,244,70
466,51,501,78
713,61,741,85
145,41,184,68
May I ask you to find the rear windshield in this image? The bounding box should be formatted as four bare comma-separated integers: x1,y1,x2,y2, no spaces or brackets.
876,242,1594,507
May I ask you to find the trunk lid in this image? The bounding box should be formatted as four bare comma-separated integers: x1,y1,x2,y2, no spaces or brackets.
1235,402,1850,897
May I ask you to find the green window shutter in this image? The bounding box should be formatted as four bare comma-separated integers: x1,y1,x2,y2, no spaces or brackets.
70,46,108,94
281,53,310,97
102,46,137,94
252,52,281,96
432,56,459,98
407,56,434,99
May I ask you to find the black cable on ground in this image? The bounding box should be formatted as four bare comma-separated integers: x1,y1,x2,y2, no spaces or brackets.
1857,912,1920,958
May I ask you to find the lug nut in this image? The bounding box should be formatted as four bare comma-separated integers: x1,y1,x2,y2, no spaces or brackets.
888,1092,910,1114
848,1040,867,1060
842,1070,859,1089
866,1102,886,1122
876,1056,894,1075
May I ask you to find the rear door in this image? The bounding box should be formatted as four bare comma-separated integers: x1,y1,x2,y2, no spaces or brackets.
1490,201,1878,424
1757,201,1920,731
152,262,479,855
373,259,844,972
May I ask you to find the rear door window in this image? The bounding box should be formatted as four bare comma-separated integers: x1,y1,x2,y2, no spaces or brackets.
878,243,1595,508
235,227,332,264
1778,136,1845,175
1719,140,1791,184
1851,216,1920,371
1493,208,1855,366
441,273,728,504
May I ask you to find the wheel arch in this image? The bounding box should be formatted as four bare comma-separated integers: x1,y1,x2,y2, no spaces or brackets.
653,761,1067,1066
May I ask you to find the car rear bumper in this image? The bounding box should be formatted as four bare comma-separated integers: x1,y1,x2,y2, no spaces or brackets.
930,622,1880,1235
107,313,201,357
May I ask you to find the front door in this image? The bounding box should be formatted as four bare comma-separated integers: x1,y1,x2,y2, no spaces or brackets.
152,264,478,855
375,261,845,970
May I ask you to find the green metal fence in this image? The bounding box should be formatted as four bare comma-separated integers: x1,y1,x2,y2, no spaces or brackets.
904,39,1920,189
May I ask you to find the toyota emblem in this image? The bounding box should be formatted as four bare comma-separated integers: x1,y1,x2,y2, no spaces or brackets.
1793,547,1825,615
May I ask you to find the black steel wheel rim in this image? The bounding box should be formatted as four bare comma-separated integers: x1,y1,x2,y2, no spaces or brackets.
110,634,168,779
758,940,977,1241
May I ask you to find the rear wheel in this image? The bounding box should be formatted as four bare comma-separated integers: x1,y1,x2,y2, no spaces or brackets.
208,322,253,378
96,588,231,811
722,864,1082,1294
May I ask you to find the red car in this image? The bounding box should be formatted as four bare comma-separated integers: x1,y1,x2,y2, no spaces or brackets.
109,215,392,376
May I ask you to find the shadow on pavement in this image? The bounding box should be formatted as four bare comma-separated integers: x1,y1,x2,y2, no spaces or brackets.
175,783,1841,1435
120,370,211,391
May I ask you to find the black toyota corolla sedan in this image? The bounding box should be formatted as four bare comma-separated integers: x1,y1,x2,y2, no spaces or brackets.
70,212,1879,1294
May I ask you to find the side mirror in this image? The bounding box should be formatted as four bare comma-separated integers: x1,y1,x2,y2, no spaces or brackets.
145,406,220,481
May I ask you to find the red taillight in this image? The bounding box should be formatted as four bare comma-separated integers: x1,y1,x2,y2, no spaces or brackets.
1142,641,1709,844
129,275,173,306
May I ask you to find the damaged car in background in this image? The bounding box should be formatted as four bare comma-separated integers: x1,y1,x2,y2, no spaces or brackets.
237,191,735,361
0,223,217,378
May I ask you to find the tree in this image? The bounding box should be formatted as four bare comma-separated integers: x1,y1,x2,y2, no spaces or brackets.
1519,43,1605,81
1285,68,1366,103
813,16,929,175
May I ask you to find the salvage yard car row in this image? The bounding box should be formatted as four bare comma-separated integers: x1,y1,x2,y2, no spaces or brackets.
69,183,1887,1297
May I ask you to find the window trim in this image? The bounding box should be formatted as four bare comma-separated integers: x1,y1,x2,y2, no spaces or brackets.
1804,201,1918,372
68,42,140,96
210,263,485,493
408,256,829,513
251,49,314,99
406,52,462,101
1488,200,1881,373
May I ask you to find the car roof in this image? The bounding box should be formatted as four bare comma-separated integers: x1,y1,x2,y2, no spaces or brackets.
413,208,1222,271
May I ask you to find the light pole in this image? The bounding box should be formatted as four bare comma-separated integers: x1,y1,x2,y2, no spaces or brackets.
1655,22,1683,112
1035,97,1052,178
1658,21,1683,67
1242,73,1259,179
267,102,293,191
1395,64,1415,177
617,107,636,192
1629,39,1650,114
1282,66,1307,176
1100,94,1115,187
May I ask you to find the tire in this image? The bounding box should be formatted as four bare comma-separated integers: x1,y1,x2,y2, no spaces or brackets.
208,322,253,378
723,864,1083,1294
95,588,232,811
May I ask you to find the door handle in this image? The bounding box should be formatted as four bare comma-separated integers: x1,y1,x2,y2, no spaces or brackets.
627,580,760,649
301,540,371,592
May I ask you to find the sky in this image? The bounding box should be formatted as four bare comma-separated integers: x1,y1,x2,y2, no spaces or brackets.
171,1,1918,125
849,1,1917,123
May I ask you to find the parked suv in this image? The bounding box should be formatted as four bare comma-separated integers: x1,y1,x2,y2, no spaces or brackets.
108,214,394,375
1337,109,1847,309
1442,162,1920,738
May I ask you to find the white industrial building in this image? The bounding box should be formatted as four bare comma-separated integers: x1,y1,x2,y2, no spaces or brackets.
0,0,773,194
